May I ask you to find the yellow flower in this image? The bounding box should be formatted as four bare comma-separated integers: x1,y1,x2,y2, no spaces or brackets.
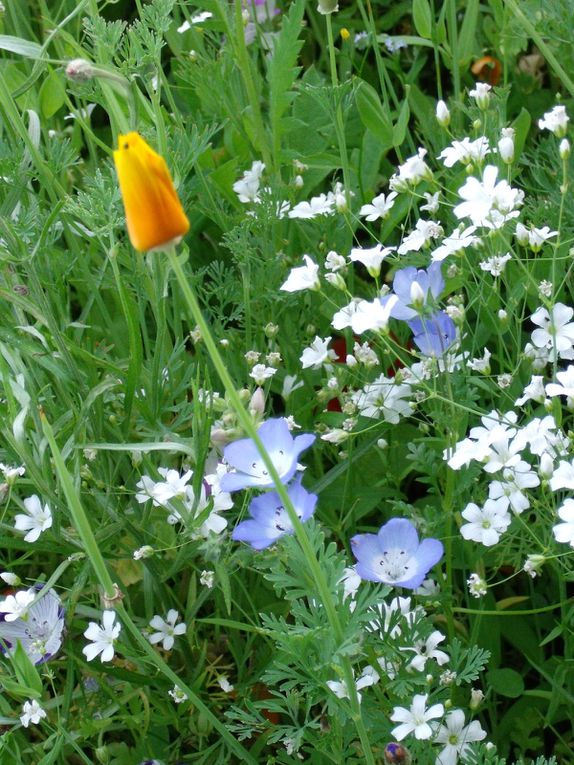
113,132,190,252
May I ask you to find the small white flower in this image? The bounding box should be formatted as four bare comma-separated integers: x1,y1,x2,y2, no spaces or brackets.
454,165,523,229
282,374,304,399
431,225,480,262
339,567,361,600
460,498,511,546
421,191,440,213
390,693,444,740
133,545,154,560
249,364,277,385
0,463,25,483
400,630,449,672
200,570,215,588
148,610,187,651
288,194,334,219
390,148,432,190
479,252,511,276
469,82,491,109
300,336,338,370
14,495,52,543
232,161,265,203
439,136,490,168
218,675,234,693
467,573,487,598
344,295,398,335
467,348,491,374
539,105,569,137
325,250,347,271
560,138,570,158
515,374,546,406
20,699,46,728
359,192,397,221
523,554,545,578
169,685,188,703
280,254,320,292
0,589,36,621
349,244,395,277
435,709,487,765
82,610,121,662
553,498,574,547
397,219,443,255
531,303,574,360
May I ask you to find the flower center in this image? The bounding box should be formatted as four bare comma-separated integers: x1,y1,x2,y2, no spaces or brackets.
377,548,413,582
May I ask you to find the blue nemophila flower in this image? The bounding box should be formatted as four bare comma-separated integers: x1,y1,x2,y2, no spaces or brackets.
386,262,444,321
408,311,457,357
220,418,315,492
0,587,64,665
351,518,443,589
232,476,317,549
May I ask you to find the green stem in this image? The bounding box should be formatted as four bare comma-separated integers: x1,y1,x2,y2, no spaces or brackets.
41,411,258,764
325,13,352,199
446,0,460,102
165,246,376,765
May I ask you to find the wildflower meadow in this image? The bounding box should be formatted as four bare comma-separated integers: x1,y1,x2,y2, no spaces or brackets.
1,0,574,762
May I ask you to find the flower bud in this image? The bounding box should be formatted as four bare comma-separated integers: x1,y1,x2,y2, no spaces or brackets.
340,27,350,41
515,222,529,246
264,322,279,338
436,99,450,127
65,58,97,82
560,138,571,159
0,572,21,586
317,0,339,14
249,387,265,415
470,688,484,710
498,127,515,164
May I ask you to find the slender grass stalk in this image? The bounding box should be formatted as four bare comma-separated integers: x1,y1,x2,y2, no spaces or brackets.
164,245,377,765
325,14,352,199
41,410,259,764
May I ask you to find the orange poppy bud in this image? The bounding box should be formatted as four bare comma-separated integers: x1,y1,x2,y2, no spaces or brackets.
471,55,502,86
113,132,190,252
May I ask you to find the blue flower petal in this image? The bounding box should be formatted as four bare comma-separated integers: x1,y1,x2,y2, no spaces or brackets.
377,518,419,554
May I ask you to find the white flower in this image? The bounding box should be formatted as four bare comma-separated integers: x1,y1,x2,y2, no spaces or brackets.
523,554,546,578
553,498,574,547
331,299,361,331
435,709,487,765
349,244,395,277
454,165,523,229
436,99,450,127
390,148,432,190
232,161,265,203
469,82,491,109
353,341,379,367
353,373,412,423
439,136,490,167
515,375,546,406
0,463,25,483
282,374,304,399
421,191,440,213
460,499,511,546
200,570,215,588
300,336,338,369
431,225,480,262
218,675,234,693
0,572,20,586
359,192,397,221
467,573,487,598
135,469,193,507
546,365,574,404
400,630,449,672
148,609,187,650
288,193,334,219
446,410,518,469
82,610,121,662
390,693,444,740
14,495,52,543
339,567,361,600
0,589,36,621
467,348,491,374
539,105,569,137
498,127,515,163
488,470,538,514
397,219,443,255
325,250,347,271
479,253,511,276
345,295,398,334
20,699,46,728
280,254,320,292
169,685,188,703
250,364,277,385
531,303,574,360
133,545,154,560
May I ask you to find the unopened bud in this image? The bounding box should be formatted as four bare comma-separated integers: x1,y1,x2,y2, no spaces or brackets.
436,99,450,127
65,58,97,82
560,138,571,159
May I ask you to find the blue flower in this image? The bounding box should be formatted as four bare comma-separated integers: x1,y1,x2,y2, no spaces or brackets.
220,419,315,492
351,518,443,589
387,263,444,321
0,586,65,665
408,311,457,357
232,476,317,549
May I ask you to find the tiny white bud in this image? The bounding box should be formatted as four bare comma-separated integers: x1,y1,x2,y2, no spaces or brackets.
436,99,450,127
0,572,21,586
560,138,571,159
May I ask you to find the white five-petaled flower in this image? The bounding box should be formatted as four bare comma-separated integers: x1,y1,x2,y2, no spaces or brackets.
232,160,265,203
468,82,491,109
14,495,52,543
148,609,187,650
390,693,445,740
552,498,574,547
530,303,574,360
439,136,490,167
479,253,512,276
249,364,277,385
460,498,511,546
20,699,47,728
300,336,338,370
82,610,121,662
280,254,320,292
400,630,449,672
397,219,444,255
288,193,334,219
431,225,480,262
390,148,432,190
359,192,397,221
538,105,569,137
169,685,188,703
0,589,36,621
435,708,487,765
349,244,395,277
454,165,523,229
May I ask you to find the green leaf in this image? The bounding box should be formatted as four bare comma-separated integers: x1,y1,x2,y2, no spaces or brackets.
214,560,232,616
458,0,480,66
0,34,43,59
487,667,525,698
12,640,43,697
393,88,411,147
412,0,433,39
39,70,66,120
512,107,532,159
355,79,393,147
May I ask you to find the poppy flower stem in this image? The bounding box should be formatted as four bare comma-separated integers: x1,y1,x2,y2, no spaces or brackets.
165,245,377,765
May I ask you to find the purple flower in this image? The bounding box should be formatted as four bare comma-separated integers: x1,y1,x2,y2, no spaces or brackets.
232,475,317,549
388,263,444,321
220,419,315,492
0,587,65,665
351,518,443,589
408,311,457,357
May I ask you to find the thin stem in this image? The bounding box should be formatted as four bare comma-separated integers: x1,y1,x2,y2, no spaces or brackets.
326,13,352,200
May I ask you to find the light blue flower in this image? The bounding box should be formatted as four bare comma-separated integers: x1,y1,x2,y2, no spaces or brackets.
220,419,315,492
387,262,444,321
351,518,443,589
232,475,317,549
408,311,457,357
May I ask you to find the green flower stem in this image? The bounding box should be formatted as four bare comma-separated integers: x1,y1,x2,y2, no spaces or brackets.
446,0,460,103
454,599,573,616
41,410,259,764
165,246,377,765
325,14,352,201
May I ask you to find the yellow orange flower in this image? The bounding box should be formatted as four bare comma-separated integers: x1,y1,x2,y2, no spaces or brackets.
113,132,189,252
